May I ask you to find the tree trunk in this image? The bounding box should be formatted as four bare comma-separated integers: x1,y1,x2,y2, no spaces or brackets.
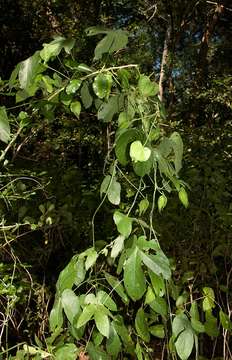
197,3,224,84
159,26,172,102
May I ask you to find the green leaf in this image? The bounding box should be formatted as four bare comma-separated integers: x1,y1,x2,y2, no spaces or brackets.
191,318,205,333
158,194,167,213
70,101,81,117
55,343,78,360
111,235,125,259
175,329,194,360
178,188,189,208
172,314,195,360
94,307,110,338
170,132,183,174
139,198,149,216
135,342,143,360
149,324,165,338
18,51,44,95
115,129,142,165
100,175,111,197
94,30,128,60
66,79,82,95
62,38,75,54
112,315,134,349
98,94,124,122
133,155,153,177
149,296,167,317
86,26,109,36
81,82,93,109
86,342,109,360
106,324,121,357
202,287,215,311
130,141,151,162
104,272,129,305
113,211,132,238
190,301,200,321
96,290,117,311
61,289,80,324
0,106,10,143
138,75,159,97
204,310,219,337
108,178,121,205
56,258,77,293
49,297,63,331
135,308,150,342
93,73,113,99
124,247,146,301
118,111,130,129
74,257,86,286
40,37,66,62
77,63,93,73
148,271,165,297
139,250,171,280
219,310,232,330
85,248,98,270
76,304,96,328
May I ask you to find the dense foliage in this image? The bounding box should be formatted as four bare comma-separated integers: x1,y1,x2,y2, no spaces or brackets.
0,1,231,359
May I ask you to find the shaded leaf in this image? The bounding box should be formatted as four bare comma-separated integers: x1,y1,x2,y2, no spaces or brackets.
49,297,63,331
135,308,150,342
124,247,146,301
106,324,121,357
81,82,93,109
104,272,129,305
98,94,124,122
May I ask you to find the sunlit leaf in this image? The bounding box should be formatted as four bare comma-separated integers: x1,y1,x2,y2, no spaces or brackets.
66,79,82,95
96,290,117,311
138,75,159,97
178,187,189,208
0,106,10,143
85,248,98,270
93,73,112,99
61,289,80,324
76,304,96,328
130,140,151,162
113,211,132,238
94,306,110,338
70,101,81,117
111,235,125,259
55,343,78,360
158,194,167,213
